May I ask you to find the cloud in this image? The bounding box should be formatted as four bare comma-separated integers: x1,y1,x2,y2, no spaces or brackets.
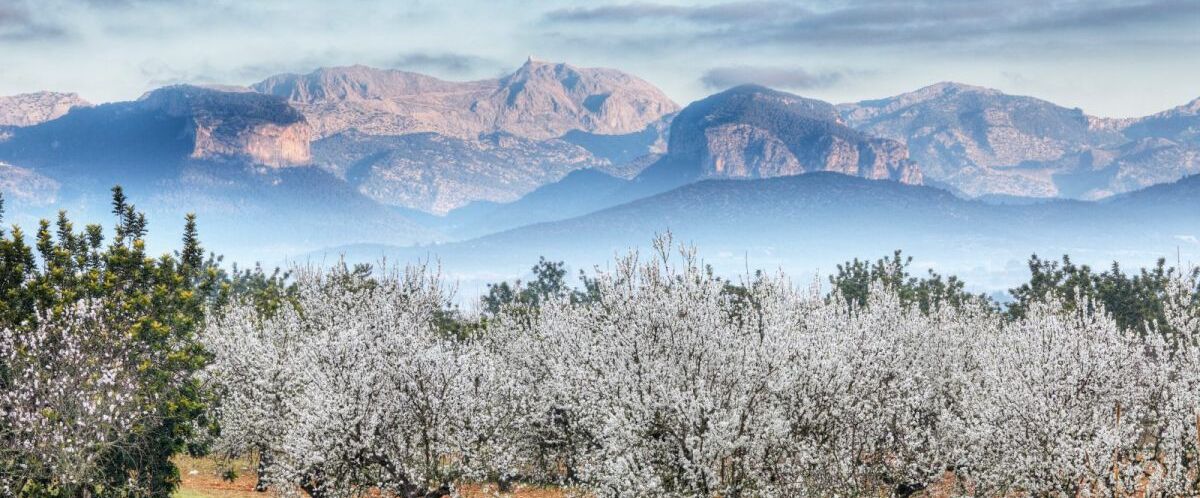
544,1,803,24
389,52,498,76
138,59,227,89
0,2,67,41
700,66,847,91
543,0,1200,48
1175,234,1200,246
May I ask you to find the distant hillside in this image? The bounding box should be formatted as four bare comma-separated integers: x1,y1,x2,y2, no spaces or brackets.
0,85,311,179
320,173,1199,291
312,130,605,213
838,82,1200,199
440,85,929,231
443,168,630,238
252,59,679,212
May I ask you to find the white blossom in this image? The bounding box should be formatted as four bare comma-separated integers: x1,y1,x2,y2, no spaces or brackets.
203,245,1200,497
0,300,155,495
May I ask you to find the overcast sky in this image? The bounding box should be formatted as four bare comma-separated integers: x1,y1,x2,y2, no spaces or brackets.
1,0,1197,117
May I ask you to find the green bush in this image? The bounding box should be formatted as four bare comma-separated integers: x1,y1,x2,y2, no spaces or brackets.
0,187,215,497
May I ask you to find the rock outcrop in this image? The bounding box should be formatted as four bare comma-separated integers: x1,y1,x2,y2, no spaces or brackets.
253,59,679,140
139,86,312,167
639,85,921,187
0,92,91,127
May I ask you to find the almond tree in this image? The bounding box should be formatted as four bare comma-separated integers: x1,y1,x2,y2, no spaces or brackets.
485,242,801,496
204,239,1200,497
203,263,517,497
1140,271,1200,495
951,296,1151,495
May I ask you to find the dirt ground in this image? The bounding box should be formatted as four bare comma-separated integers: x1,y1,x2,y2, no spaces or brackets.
173,456,568,498
175,456,262,498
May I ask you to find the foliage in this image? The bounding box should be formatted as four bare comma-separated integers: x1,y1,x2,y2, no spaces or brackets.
0,188,214,497
830,250,990,313
1008,254,1200,334
481,258,597,315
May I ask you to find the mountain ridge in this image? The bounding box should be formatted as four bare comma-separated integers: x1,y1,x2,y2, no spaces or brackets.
837,81,1200,199
253,59,680,141
0,91,92,127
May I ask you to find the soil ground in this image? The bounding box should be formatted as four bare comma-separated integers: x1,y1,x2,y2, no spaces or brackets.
173,456,568,498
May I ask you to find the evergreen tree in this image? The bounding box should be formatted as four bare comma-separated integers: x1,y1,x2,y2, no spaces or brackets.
0,187,216,497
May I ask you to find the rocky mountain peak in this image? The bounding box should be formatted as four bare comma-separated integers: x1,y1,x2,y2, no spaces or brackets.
1186,96,1200,113
254,65,475,104
641,85,921,186
1153,95,1200,117
254,60,679,140
916,81,999,97
490,60,680,139
838,81,1002,126
0,91,92,127
1121,94,1200,143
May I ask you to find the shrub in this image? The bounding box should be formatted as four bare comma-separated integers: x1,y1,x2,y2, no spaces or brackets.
0,188,214,497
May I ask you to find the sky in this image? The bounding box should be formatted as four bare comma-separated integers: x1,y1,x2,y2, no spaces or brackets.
1,0,1198,117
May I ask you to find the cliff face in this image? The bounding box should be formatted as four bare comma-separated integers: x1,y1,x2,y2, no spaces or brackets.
188,120,312,167
0,92,91,127
140,86,312,167
253,59,680,140
643,85,921,185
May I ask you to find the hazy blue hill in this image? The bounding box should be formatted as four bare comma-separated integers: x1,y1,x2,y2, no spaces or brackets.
154,163,441,256
1104,173,1200,223
0,85,310,181
0,100,195,185
313,172,1193,293
443,168,629,238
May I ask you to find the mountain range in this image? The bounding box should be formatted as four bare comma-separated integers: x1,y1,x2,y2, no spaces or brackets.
0,59,1196,282
838,82,1200,199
